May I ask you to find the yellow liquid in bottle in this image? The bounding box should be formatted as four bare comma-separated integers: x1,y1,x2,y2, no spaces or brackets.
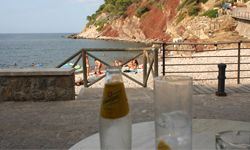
100,82,129,119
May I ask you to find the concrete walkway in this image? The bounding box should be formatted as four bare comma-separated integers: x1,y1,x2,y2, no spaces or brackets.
0,87,249,149
193,84,250,94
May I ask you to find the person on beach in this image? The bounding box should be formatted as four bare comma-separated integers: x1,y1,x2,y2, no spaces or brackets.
118,60,123,67
134,60,138,69
113,60,119,66
75,79,84,86
75,79,89,86
86,56,89,76
14,63,17,66
95,59,102,74
158,46,163,55
128,59,138,70
32,63,36,66
218,8,221,17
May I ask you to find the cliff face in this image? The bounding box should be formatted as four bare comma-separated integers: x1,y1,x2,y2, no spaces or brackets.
77,0,180,43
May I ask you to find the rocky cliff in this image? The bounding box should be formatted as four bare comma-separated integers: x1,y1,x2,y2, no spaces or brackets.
77,0,180,43
72,0,249,45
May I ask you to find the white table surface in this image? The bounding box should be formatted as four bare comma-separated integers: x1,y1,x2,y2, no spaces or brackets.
70,119,249,150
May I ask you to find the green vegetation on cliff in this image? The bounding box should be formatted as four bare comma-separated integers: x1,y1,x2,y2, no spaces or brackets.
86,0,167,31
176,0,208,25
86,0,142,30
200,9,218,18
135,5,147,16
141,12,149,19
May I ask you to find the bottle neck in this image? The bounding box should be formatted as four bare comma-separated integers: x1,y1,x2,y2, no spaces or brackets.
105,66,123,84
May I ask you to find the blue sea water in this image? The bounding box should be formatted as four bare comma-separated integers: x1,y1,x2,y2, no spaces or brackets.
0,33,148,69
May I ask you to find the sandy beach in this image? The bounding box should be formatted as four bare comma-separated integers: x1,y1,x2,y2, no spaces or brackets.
75,48,250,95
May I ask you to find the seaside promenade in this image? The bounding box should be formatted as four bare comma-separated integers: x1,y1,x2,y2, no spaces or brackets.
0,86,250,149
1,45,250,149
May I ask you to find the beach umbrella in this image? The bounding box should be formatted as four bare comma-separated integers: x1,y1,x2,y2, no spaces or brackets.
61,63,82,72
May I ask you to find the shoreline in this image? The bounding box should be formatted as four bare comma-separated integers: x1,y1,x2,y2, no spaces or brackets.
68,34,155,45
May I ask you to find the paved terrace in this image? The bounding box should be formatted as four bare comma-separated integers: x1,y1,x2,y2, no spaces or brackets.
0,86,250,149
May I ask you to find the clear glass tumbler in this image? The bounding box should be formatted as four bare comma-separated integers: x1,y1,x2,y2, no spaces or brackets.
154,76,193,150
216,131,250,150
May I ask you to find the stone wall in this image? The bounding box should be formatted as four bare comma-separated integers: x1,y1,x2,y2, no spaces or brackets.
184,15,235,39
235,19,250,38
0,68,75,102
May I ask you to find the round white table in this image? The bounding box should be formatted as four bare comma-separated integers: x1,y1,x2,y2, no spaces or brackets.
70,119,249,150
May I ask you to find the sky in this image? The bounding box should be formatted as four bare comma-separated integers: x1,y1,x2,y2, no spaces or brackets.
0,0,104,33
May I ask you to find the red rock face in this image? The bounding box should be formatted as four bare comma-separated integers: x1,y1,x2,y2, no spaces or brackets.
102,25,119,37
97,0,180,42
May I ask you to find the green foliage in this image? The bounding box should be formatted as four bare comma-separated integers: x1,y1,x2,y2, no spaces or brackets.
135,5,147,16
96,20,107,31
176,11,186,25
199,0,208,4
186,0,195,6
86,0,137,30
187,1,197,9
87,16,92,21
177,0,187,11
156,3,162,10
187,1,199,16
244,0,249,2
115,0,131,11
141,12,149,19
86,22,92,28
200,9,218,18
105,5,116,13
146,1,154,5
104,0,116,5
188,6,199,16
131,0,142,3
118,11,126,15
86,0,169,31
177,0,208,11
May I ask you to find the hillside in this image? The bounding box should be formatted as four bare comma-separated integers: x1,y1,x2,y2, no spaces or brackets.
70,0,250,45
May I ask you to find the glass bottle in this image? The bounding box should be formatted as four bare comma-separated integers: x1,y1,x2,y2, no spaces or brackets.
99,66,132,149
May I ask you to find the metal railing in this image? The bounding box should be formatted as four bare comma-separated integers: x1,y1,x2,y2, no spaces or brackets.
232,10,250,20
153,41,250,84
56,48,158,88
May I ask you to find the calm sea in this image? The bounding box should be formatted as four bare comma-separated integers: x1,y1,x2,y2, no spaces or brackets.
0,33,148,69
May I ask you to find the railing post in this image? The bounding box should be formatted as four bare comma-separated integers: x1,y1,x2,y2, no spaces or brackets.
216,63,227,96
154,48,158,77
143,50,147,87
237,41,242,84
163,43,166,76
82,50,88,88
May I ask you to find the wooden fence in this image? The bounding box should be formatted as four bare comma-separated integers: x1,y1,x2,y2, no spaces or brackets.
56,47,158,88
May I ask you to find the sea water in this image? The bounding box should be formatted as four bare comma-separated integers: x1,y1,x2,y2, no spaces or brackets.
0,33,147,69
155,111,192,149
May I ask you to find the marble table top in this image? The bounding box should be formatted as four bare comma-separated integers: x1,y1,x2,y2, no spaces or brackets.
70,119,249,150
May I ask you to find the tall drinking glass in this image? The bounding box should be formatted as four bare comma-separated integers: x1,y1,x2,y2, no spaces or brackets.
154,76,193,150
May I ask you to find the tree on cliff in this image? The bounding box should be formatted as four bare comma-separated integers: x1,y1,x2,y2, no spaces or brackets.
86,0,142,29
